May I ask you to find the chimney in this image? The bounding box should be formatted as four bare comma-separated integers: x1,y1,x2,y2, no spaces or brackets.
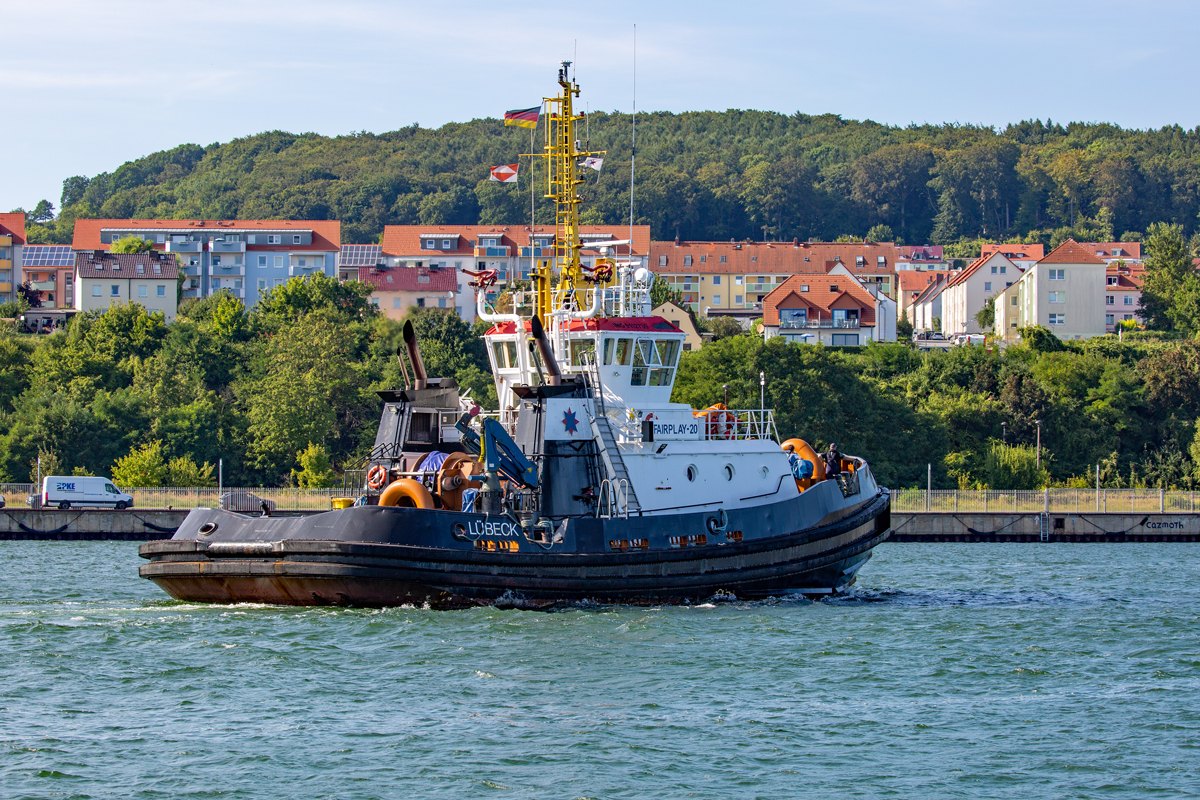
793,238,799,248
674,234,680,247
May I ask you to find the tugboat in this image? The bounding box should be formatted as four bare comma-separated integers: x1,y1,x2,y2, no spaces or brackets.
139,65,892,608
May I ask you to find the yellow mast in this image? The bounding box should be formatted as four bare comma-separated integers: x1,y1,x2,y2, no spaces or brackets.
524,62,605,321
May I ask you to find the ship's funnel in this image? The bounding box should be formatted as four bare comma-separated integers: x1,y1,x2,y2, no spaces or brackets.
529,315,562,386
402,320,428,389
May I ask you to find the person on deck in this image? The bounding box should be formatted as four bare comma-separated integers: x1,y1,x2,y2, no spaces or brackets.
824,443,842,479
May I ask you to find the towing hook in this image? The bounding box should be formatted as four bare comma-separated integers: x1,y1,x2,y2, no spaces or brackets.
707,508,729,535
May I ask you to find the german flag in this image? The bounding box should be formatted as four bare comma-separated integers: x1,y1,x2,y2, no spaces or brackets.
504,106,540,128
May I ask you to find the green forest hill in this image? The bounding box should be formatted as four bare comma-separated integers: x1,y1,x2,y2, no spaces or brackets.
18,112,1200,248
1,273,1198,491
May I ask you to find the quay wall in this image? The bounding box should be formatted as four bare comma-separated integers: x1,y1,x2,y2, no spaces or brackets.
0,509,316,540
891,512,1200,542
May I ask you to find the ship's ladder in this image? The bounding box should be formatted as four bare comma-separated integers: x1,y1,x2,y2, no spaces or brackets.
590,415,641,516
1039,512,1050,542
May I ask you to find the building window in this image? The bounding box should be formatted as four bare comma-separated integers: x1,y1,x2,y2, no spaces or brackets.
268,235,282,245
274,256,284,268
1106,314,1114,325
985,282,992,291
658,255,668,266
137,264,145,274
1124,314,1133,320
258,255,267,267
298,257,307,267
234,279,243,289
438,298,447,308
157,285,165,297
233,255,243,266
1000,266,1006,274
1049,313,1065,325
1106,295,1115,305
1107,276,1119,286
111,285,120,296
719,255,726,263
293,235,302,245
1011,295,1018,306
213,278,221,289
1049,269,1065,280
800,285,809,293
751,256,758,263
1049,291,1066,303
1124,296,1133,305
212,255,222,267
438,239,449,249
393,298,402,309
258,279,267,291
371,298,380,307
274,278,284,287
734,276,742,285
831,334,860,346
683,255,692,266
712,276,721,286
700,255,706,263
92,285,101,297
735,294,743,305
138,285,147,297
315,255,324,268
713,295,721,305
156,234,165,244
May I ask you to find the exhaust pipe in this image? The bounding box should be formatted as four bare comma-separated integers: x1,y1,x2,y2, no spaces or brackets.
402,320,427,389
529,315,562,386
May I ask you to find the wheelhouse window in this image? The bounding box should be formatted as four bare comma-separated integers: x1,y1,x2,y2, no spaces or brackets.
604,337,633,367
569,338,596,366
631,338,680,386
491,339,519,370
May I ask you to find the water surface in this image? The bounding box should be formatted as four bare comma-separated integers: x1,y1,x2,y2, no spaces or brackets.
2,542,1197,799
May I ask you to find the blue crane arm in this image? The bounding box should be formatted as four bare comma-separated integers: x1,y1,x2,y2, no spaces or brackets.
455,413,539,490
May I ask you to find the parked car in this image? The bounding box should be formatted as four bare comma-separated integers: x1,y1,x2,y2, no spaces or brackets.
42,476,134,510
0,494,5,509
219,491,277,514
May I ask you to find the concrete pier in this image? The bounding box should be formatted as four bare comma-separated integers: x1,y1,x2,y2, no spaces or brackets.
891,512,1200,542
0,509,317,540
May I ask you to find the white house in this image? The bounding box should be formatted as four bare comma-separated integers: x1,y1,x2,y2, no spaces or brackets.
74,250,179,321
995,239,1108,342
941,252,1021,336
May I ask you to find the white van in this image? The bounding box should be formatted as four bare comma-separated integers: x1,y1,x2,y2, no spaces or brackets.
42,476,134,510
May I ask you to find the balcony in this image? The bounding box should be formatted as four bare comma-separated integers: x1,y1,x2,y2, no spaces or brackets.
29,280,56,291
519,246,553,257
165,240,203,253
0,282,11,293
288,263,325,277
210,241,247,253
0,235,11,246
208,264,245,276
779,318,860,330
0,259,11,271
474,246,509,257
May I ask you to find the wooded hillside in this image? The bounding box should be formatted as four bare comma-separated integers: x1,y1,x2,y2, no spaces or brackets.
24,113,1200,248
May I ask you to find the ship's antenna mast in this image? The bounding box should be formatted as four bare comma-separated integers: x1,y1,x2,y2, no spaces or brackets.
629,24,636,258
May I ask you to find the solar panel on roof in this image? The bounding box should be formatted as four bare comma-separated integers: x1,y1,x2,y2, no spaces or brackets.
339,244,382,267
21,245,75,267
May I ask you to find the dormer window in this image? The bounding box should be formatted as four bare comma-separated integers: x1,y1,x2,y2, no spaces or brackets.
442,239,452,249
424,239,436,250
830,284,838,292
1107,276,1118,285
800,285,809,292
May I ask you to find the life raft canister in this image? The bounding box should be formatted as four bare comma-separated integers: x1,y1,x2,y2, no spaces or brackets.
366,465,389,489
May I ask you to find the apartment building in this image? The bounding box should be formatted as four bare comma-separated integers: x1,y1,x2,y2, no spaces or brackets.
380,224,651,323
74,250,179,320
1105,262,1143,331
911,275,947,333
1080,242,1142,265
898,270,950,323
21,245,77,315
940,252,1022,335
762,274,895,345
895,245,947,271
652,239,900,319
356,265,460,320
995,240,1108,341
72,219,340,306
980,243,1045,271
0,213,26,304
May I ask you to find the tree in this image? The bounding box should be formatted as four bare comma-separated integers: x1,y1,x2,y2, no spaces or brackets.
15,282,42,309
112,440,168,487
707,316,745,340
866,224,895,243
851,144,935,239
650,277,685,308
292,443,336,488
975,295,996,331
896,309,914,340
29,200,55,223
983,442,1051,489
110,235,156,254
1139,222,1196,331
167,455,216,487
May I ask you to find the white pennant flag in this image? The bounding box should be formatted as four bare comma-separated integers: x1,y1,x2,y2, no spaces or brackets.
580,156,604,172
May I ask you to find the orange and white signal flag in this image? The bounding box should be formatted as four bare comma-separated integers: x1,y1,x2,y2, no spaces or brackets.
489,164,519,183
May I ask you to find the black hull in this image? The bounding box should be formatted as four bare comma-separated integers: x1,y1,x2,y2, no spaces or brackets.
139,490,891,608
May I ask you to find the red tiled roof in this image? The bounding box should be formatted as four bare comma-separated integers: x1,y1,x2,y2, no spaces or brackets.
912,275,948,305
1078,241,1142,260
356,265,458,292
0,213,26,245
382,225,650,258
72,219,341,251
898,270,950,294
981,243,1045,261
1106,263,1144,291
652,240,900,276
74,251,179,279
1040,239,1107,265
946,254,992,288
762,274,877,326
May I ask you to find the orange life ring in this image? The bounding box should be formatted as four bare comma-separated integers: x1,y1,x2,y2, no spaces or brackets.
378,478,435,509
696,404,735,440
366,465,389,489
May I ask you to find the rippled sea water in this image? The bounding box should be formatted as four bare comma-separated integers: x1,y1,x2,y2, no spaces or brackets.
2,542,1198,799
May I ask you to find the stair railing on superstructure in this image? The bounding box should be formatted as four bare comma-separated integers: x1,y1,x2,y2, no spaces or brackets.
596,478,630,519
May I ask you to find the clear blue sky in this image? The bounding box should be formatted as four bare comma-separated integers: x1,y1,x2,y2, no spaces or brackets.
3,0,1197,213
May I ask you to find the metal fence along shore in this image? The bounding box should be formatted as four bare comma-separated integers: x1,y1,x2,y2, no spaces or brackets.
3,484,1198,514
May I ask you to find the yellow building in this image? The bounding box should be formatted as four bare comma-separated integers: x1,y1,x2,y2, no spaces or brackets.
651,301,704,351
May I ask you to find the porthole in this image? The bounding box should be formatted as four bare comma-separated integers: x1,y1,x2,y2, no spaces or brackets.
686,465,698,482
723,464,735,481
198,522,218,535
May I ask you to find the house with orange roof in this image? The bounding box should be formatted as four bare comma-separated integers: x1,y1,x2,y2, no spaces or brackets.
72,218,340,306
380,224,650,323
897,270,950,324
980,243,1044,270
651,239,900,319
911,274,948,333
940,251,1022,335
356,264,460,320
762,274,895,345
0,213,26,304
1105,262,1144,332
1080,242,1142,265
995,239,1108,342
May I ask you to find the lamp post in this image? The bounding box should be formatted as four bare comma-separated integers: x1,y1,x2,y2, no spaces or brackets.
1001,421,1007,445
723,384,730,408
759,371,765,411
1035,419,1042,470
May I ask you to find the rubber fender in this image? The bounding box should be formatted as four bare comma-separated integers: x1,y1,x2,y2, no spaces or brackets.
379,478,436,509
781,438,825,484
